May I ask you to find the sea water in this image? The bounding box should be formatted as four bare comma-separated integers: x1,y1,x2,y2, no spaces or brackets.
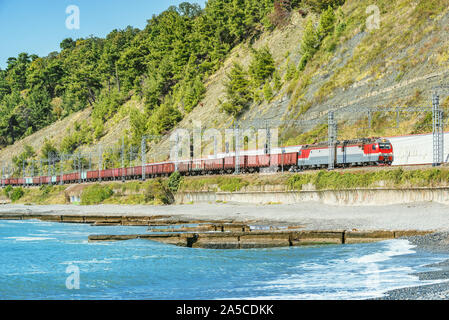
0,219,447,300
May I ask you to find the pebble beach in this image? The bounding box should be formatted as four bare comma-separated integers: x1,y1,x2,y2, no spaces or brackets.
379,232,449,300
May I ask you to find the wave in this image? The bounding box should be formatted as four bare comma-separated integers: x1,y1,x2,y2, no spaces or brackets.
347,239,415,264
4,236,56,241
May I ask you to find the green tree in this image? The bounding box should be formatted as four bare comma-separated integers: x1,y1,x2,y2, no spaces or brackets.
317,6,336,40
168,171,182,193
12,145,35,172
183,76,206,113
298,19,320,70
221,62,252,117
263,80,273,101
304,0,345,12
60,38,76,50
10,187,25,202
248,46,275,87
41,139,58,159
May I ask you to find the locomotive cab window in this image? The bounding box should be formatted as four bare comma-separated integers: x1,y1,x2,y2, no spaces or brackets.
379,143,391,149
372,145,377,150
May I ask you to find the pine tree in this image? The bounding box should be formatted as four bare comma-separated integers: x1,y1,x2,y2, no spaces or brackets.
263,80,273,101
221,62,252,117
300,19,320,57
317,6,336,40
248,46,275,87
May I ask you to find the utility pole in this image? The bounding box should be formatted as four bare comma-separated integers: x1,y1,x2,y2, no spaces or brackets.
265,120,271,155
31,160,35,184
174,133,179,172
281,148,285,173
432,91,444,166
234,123,240,174
98,145,102,182
48,152,52,185
1,162,4,188
141,137,146,181
328,111,337,171
22,160,25,187
39,159,43,186
59,154,64,185
78,153,82,183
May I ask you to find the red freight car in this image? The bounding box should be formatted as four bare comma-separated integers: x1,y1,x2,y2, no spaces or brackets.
99,169,110,179
163,163,175,175
157,164,165,175
64,172,80,182
177,161,190,174
204,158,224,172
125,166,142,178
87,170,99,180
147,163,160,176
270,152,298,167
145,164,155,176
124,167,133,177
190,160,204,172
134,166,143,177
247,154,270,169
224,156,247,171
41,176,50,184
111,168,120,179
151,162,175,176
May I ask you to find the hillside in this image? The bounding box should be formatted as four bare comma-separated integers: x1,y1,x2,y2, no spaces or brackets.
1,0,449,173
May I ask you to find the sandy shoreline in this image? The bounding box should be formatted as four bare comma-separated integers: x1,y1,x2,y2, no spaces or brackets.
2,201,449,299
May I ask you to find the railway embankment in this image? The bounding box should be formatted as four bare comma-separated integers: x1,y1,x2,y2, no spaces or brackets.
2,166,449,206
176,167,449,206
176,187,449,206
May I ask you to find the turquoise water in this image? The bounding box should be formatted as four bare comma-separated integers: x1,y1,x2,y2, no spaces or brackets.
0,219,447,300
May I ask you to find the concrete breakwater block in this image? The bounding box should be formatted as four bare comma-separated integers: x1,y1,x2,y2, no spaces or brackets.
148,223,251,233
0,213,245,228
38,215,63,222
344,230,432,243
87,229,433,249
239,233,291,248
0,213,210,226
0,215,23,220
88,231,347,249
290,231,345,246
344,230,396,243
88,233,192,247
61,216,86,223
88,234,141,241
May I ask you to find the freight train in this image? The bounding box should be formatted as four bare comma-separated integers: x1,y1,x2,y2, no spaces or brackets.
1,138,393,186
